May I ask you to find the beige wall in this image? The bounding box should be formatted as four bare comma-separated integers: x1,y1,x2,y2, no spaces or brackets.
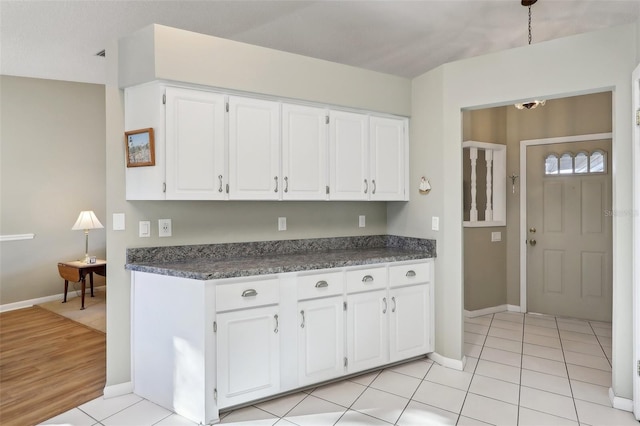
0,76,106,306
106,26,411,388
462,93,612,312
389,24,636,400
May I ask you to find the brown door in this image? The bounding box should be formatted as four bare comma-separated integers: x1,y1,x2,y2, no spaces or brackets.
526,140,612,321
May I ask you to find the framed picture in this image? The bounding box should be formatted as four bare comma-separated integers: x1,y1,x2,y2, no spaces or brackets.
125,128,155,167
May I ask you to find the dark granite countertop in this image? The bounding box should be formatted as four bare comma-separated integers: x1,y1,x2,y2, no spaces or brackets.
125,235,436,280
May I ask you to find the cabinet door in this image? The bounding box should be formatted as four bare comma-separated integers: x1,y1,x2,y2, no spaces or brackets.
329,110,369,200
165,87,227,200
389,284,430,362
369,116,406,201
216,306,280,408
298,296,344,386
282,104,328,200
346,290,388,373
228,96,280,200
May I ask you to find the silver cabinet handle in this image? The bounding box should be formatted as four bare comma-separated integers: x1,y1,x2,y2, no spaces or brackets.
372,179,376,194
406,270,416,278
392,296,396,313
274,176,278,193
242,289,257,297
300,310,305,328
315,280,328,288
218,175,223,193
284,176,289,193
362,275,374,283
382,297,387,314
274,314,279,334
364,179,368,194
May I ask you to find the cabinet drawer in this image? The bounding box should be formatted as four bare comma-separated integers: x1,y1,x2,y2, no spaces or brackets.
389,261,431,288
298,271,344,300
346,267,387,293
216,278,279,312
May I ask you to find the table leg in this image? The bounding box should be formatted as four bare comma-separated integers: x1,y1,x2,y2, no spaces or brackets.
81,276,86,310
90,272,95,297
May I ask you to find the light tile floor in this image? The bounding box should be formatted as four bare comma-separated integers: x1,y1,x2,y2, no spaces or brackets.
40,312,638,425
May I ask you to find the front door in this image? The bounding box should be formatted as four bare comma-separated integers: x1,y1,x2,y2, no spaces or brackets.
526,140,612,321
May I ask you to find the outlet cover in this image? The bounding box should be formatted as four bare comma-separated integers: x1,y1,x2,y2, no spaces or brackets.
359,215,366,228
159,219,172,237
491,231,502,242
113,213,125,231
431,216,440,231
278,217,287,231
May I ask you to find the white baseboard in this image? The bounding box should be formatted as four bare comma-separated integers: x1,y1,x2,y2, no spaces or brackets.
0,286,106,313
103,381,134,399
428,352,466,371
609,387,633,412
465,304,522,318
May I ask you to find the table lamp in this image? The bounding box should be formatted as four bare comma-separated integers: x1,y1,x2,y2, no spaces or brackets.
72,210,104,263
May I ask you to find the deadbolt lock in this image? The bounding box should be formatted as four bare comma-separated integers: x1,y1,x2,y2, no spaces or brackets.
529,227,537,233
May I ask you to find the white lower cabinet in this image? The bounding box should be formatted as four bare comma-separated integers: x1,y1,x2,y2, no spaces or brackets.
389,284,430,362
346,289,389,373
298,296,344,385
132,259,433,425
216,305,281,408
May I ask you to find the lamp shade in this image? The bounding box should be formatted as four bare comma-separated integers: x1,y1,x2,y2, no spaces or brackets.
72,211,104,231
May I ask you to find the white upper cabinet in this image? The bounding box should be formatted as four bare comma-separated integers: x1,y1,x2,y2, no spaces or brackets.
282,104,329,200
165,87,227,200
329,110,369,200
228,96,281,200
369,116,407,201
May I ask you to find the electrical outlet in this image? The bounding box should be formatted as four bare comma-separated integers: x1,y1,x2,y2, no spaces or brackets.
139,221,150,238
158,219,172,237
278,217,287,231
359,215,366,228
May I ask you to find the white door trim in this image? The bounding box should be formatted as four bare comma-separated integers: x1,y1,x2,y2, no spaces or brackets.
631,63,640,421
518,132,613,313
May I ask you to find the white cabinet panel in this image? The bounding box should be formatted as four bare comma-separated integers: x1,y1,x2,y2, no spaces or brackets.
389,284,430,362
165,88,227,200
369,116,407,201
282,104,328,200
298,296,344,386
216,305,280,408
228,96,280,200
346,290,389,373
329,110,368,200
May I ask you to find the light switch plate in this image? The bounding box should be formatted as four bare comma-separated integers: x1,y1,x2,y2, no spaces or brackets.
359,215,366,228
113,213,125,231
431,216,440,231
491,231,502,242
278,217,287,231
139,221,150,238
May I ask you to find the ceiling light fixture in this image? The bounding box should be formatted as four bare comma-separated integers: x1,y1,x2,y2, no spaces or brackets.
515,0,545,110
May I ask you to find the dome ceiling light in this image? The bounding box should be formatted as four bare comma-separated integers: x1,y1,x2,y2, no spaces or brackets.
515,0,546,111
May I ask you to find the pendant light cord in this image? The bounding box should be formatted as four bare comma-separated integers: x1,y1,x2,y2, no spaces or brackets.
528,5,533,45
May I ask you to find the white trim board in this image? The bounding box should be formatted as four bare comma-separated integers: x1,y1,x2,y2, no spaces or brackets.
609,387,633,412
518,132,613,313
428,352,466,371
0,285,106,313
464,304,522,318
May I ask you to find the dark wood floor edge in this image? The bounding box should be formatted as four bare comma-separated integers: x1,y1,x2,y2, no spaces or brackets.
31,305,106,335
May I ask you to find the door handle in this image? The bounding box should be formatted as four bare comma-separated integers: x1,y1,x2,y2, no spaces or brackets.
528,239,537,246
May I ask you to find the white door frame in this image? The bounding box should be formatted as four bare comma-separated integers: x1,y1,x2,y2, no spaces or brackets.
631,63,640,420
518,132,613,313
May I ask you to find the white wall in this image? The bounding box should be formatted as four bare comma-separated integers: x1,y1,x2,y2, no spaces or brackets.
105,25,411,389
0,76,106,306
389,24,637,399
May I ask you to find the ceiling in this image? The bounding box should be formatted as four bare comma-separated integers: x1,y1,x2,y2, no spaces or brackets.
1,1,639,85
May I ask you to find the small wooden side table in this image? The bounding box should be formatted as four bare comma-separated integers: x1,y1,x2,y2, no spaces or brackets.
57,260,107,310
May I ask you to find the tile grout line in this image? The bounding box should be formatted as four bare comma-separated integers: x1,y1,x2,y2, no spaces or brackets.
392,361,434,426
555,316,582,425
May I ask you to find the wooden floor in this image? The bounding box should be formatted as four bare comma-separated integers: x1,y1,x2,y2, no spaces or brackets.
0,306,106,426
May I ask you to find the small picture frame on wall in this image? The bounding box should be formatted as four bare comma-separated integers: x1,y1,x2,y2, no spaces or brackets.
125,128,155,167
